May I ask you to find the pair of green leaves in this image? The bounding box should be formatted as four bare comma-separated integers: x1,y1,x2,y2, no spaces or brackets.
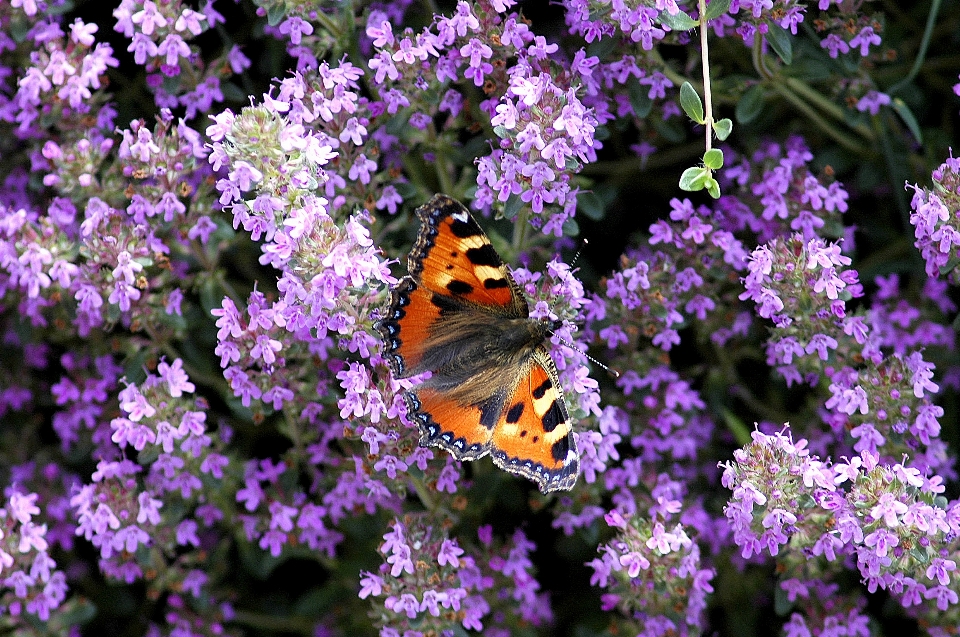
678,82,731,199
658,0,733,31
660,1,734,199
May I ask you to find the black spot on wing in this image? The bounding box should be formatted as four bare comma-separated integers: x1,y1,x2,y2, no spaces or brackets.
465,244,502,267
505,401,524,424
541,399,564,432
551,435,570,461
478,394,504,430
483,277,509,290
450,216,484,239
446,279,473,296
531,377,552,400
429,292,463,314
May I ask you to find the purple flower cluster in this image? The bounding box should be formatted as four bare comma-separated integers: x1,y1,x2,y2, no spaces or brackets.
598,196,749,352
722,137,850,244
740,234,951,476
113,0,242,116
72,359,228,579
723,427,960,621
7,16,117,135
0,490,67,620
366,1,602,234
588,506,714,635
779,579,871,637
362,516,553,634
739,234,861,377
909,155,960,282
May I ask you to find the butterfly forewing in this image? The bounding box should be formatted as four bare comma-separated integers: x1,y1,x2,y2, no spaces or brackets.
410,197,528,317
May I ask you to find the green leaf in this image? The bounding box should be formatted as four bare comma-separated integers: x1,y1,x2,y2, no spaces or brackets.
680,82,705,124
9,17,34,42
713,118,733,141
586,35,617,60
395,181,418,199
654,118,686,143
47,0,76,15
704,0,732,21
679,166,709,192
658,9,699,31
502,194,524,220
891,97,923,145
266,3,287,26
578,192,606,221
735,85,765,123
220,81,249,103
774,582,793,616
703,148,724,170
721,407,752,446
705,175,720,198
627,77,653,118
766,25,793,65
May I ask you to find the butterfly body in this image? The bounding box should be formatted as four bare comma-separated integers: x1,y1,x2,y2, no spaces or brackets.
376,195,580,492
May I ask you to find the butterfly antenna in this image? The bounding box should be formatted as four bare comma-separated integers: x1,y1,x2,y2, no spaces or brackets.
569,238,587,268
551,331,620,379
551,238,619,377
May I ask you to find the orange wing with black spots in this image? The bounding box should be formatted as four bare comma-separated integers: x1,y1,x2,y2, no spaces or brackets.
376,194,580,493
490,349,578,491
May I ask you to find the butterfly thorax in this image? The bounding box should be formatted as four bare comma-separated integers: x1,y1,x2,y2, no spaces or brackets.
418,311,554,397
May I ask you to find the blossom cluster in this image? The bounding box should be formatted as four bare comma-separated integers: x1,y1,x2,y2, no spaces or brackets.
0,490,66,621
909,155,960,283
723,428,960,626
362,516,553,635
588,505,714,635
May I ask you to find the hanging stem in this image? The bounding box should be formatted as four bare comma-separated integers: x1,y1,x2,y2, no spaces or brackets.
699,0,714,154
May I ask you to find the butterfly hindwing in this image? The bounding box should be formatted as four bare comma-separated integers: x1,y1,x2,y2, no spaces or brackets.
376,194,582,493
490,348,579,492
407,385,505,460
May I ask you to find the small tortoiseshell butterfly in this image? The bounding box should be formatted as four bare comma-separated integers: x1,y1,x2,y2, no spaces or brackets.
376,194,580,493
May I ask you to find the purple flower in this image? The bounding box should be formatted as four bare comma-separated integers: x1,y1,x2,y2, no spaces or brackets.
358,571,384,599
849,26,881,56
856,90,891,115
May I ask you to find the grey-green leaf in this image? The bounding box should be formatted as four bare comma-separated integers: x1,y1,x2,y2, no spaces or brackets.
628,77,653,118
680,82,705,124
766,25,793,65
703,148,724,170
704,0,733,21
267,4,287,26
736,85,765,123
679,166,709,192
658,9,699,31
713,118,733,141
891,97,923,145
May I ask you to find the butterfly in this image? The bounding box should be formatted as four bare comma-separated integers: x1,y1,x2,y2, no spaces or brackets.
376,194,580,493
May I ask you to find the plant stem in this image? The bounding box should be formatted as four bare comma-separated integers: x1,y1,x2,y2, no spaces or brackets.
699,0,714,155
889,0,943,95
